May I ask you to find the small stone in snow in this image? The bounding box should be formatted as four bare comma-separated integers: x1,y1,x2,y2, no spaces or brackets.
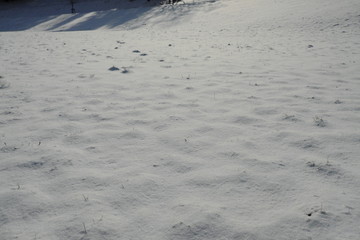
334,100,342,104
108,66,120,71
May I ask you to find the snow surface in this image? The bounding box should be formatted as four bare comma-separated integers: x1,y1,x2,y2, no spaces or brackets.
1,0,360,239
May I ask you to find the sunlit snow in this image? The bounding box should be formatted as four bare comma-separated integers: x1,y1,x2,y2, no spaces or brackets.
1,0,360,239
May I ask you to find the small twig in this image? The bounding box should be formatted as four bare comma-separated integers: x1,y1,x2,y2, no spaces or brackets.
82,194,89,202
320,202,326,214
82,222,87,234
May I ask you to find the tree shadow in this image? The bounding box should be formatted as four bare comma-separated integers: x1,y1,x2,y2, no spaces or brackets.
0,0,217,31
0,0,164,31
57,7,154,31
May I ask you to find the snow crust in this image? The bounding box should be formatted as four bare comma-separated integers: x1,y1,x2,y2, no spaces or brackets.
1,0,360,239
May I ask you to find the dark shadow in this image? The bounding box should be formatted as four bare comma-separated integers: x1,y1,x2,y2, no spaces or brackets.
62,7,154,31
46,14,84,31
0,0,164,31
0,0,218,31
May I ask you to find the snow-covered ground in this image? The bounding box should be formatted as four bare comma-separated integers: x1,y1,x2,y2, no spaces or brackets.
1,0,360,239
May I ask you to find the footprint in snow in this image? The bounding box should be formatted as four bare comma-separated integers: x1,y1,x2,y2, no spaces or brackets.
1,146,18,153
121,67,130,74
0,77,10,89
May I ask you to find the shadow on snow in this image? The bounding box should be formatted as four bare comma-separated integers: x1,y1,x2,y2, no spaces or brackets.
0,0,165,31
0,0,217,31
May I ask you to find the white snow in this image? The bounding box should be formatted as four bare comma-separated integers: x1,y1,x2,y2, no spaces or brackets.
1,0,360,239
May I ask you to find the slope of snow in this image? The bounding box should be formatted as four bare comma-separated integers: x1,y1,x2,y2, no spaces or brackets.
1,0,360,239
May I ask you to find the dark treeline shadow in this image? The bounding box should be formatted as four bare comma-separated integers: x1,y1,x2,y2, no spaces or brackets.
0,0,165,31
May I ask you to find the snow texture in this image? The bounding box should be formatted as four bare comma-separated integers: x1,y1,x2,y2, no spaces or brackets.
1,0,360,239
